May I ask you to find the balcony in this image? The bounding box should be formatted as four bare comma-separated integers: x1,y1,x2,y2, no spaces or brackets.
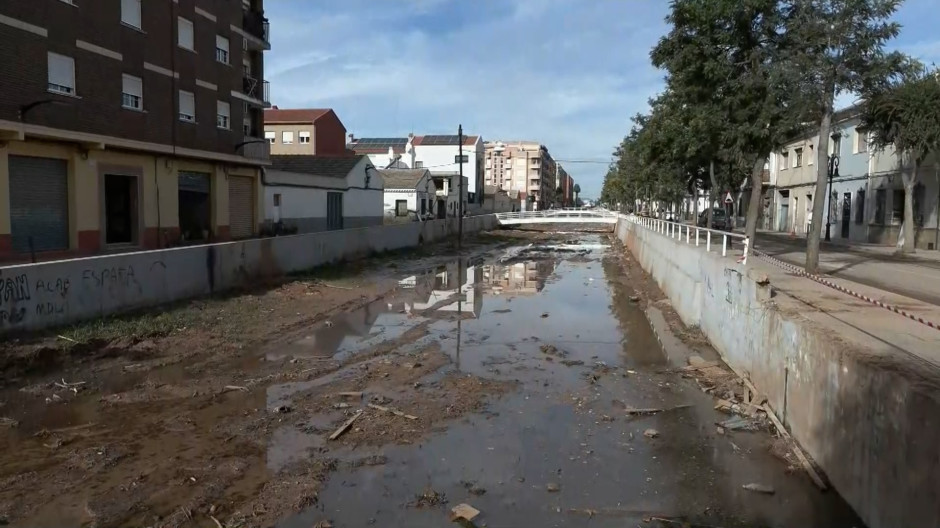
240,136,270,163
240,76,270,107
242,9,271,50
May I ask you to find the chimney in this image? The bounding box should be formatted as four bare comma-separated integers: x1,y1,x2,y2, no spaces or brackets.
348,133,355,143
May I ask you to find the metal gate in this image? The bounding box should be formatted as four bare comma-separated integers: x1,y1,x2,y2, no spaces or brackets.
228,176,254,239
9,155,69,252
327,192,343,230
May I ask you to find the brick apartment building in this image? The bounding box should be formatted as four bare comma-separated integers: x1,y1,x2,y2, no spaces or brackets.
0,0,271,262
264,108,351,156
484,141,558,210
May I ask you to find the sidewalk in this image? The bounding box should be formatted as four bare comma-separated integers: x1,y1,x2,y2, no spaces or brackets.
750,231,940,307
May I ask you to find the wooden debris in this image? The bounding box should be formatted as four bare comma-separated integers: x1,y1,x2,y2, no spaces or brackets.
56,334,79,344
450,503,480,522
209,515,224,528
761,403,827,490
742,483,775,494
368,403,417,420
681,361,722,371
336,391,363,399
329,410,362,440
625,404,692,416
222,385,249,393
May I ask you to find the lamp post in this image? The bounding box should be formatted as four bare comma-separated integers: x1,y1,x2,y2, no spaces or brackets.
825,153,840,241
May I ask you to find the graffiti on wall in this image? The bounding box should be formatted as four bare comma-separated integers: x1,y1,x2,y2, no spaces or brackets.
0,261,157,330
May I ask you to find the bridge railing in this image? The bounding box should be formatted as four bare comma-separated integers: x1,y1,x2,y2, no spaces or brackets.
622,213,750,265
495,209,618,221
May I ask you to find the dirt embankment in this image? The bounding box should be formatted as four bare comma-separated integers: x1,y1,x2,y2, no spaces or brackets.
0,234,517,528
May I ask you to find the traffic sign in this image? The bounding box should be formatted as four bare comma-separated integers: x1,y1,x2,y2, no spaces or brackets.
724,192,733,204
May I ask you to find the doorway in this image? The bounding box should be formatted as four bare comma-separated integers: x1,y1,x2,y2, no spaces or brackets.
104,174,138,245
178,171,211,242
327,192,343,230
841,193,851,238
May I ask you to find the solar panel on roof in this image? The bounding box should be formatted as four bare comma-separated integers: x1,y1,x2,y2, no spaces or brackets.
421,135,461,146
356,137,407,145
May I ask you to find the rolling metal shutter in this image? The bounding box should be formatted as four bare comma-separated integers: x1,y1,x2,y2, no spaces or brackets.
228,176,254,239
9,156,69,252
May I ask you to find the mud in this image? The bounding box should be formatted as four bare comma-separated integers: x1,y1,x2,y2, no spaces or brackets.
0,231,864,528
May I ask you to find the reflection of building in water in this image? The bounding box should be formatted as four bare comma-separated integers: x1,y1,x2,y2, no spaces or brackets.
400,260,483,318
481,261,556,295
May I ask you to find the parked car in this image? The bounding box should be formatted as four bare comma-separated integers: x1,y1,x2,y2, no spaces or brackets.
697,208,729,230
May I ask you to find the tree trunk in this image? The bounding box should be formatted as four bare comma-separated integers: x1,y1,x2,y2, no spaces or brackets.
901,160,918,254
692,187,699,225
806,109,832,273
707,160,716,229
745,157,764,243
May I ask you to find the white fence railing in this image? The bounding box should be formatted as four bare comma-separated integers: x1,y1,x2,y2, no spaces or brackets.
495,208,619,223
624,214,750,265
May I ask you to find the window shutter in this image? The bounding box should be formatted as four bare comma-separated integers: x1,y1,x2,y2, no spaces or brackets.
216,35,229,53
121,0,141,28
122,74,142,97
178,17,194,49
179,90,195,118
47,52,74,89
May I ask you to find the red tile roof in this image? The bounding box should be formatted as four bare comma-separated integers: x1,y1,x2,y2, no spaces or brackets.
264,108,332,124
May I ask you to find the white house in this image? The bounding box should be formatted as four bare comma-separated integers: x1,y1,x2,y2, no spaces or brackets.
379,168,438,219
264,155,383,233
348,133,483,211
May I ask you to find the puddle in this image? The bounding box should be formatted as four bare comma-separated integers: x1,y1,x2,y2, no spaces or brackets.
277,235,863,528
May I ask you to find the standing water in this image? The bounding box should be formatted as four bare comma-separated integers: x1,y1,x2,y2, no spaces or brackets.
278,233,862,528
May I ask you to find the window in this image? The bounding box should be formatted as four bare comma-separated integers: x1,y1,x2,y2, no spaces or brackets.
779,151,789,170
179,90,195,122
808,144,814,165
415,161,424,168
299,131,311,144
892,189,904,224
216,100,230,129
178,17,194,50
282,131,294,144
794,147,803,168
216,35,229,64
273,194,281,206
396,200,408,217
121,0,142,28
121,74,142,110
47,52,75,95
855,190,865,224
264,131,275,144
242,58,252,77
856,130,868,154
830,134,842,156
874,189,886,224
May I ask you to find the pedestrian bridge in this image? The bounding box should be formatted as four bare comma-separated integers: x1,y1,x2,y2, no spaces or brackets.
495,209,619,226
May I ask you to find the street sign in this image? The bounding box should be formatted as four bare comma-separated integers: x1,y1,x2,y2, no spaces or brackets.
724,192,733,204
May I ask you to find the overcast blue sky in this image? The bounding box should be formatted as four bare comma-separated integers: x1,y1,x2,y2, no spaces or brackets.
265,0,940,198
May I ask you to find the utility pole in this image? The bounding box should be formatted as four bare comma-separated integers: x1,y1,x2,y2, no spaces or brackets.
457,124,464,250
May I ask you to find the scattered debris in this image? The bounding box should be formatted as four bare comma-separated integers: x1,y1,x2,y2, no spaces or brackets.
625,404,692,416
209,514,224,528
461,481,486,496
336,391,363,399
560,359,584,367
717,416,761,432
368,403,418,420
643,429,659,439
328,410,363,440
273,405,292,414
0,417,18,428
629,296,640,302
450,503,480,522
410,488,447,508
540,312,550,318
333,402,351,409
313,520,334,528
222,385,249,393
545,482,561,492
761,403,828,490
741,483,775,494
56,334,79,344
53,379,86,394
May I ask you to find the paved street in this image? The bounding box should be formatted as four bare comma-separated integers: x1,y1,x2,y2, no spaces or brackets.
752,232,940,307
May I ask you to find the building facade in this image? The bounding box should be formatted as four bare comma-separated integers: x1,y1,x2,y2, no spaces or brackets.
379,168,437,219
264,108,349,156
484,141,557,210
0,0,271,261
264,155,382,233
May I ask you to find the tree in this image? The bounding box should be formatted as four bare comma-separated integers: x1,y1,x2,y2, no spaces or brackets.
652,0,809,241
573,183,581,205
782,0,911,272
861,68,940,253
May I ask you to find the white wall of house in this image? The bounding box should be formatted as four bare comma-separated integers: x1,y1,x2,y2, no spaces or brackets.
384,190,435,217
263,159,384,232
415,138,484,204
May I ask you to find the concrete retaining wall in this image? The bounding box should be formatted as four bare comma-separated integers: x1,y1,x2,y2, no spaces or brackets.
0,216,497,333
615,218,940,528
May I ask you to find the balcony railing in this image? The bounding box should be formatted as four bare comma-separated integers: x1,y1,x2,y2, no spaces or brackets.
243,10,270,43
262,80,270,106
240,136,270,163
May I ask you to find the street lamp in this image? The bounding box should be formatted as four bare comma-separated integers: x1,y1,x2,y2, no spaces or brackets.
824,151,840,241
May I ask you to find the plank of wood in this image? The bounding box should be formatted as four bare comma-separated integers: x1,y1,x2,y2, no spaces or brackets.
328,410,362,440
368,403,418,420
625,404,692,416
761,403,827,490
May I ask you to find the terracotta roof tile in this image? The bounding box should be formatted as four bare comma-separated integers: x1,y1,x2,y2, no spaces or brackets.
264,108,332,124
